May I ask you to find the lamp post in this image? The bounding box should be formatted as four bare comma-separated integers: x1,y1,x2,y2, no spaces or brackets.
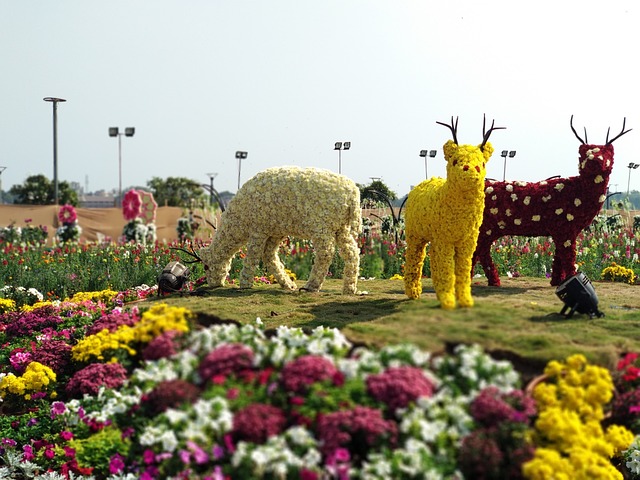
235,151,248,191
108,127,135,207
207,172,218,206
500,150,516,181
419,149,437,179
627,162,639,197
0,166,5,204
334,141,351,175
43,97,66,204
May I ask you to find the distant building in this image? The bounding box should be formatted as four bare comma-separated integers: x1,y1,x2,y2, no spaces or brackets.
80,194,116,208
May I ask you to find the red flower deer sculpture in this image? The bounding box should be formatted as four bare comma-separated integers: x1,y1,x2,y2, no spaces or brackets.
472,116,631,286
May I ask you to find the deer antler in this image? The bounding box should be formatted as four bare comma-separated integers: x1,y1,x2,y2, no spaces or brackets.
606,117,632,145
480,114,505,151
436,116,459,144
170,244,203,264
570,115,587,144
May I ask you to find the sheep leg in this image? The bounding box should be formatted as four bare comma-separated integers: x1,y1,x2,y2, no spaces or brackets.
336,228,360,294
403,235,428,300
239,236,265,289
431,243,456,310
200,231,245,288
262,236,297,290
455,244,475,308
302,237,335,292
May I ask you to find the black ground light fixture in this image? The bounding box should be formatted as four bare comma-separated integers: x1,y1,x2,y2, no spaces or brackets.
555,272,604,319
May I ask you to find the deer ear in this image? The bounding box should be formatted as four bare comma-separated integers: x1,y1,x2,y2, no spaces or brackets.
443,140,457,162
481,142,494,162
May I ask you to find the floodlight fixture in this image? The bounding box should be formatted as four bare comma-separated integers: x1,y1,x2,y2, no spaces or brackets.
334,141,351,174
500,149,516,181
419,149,438,179
555,272,604,319
109,126,136,206
236,151,248,190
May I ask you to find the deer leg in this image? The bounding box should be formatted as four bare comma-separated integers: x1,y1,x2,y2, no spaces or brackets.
455,244,475,308
431,242,456,310
262,236,297,290
336,228,360,294
239,236,265,289
404,234,428,300
201,231,245,288
475,235,501,286
302,236,335,292
551,237,577,286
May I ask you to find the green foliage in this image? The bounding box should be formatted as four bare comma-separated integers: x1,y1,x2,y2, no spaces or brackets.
9,174,78,206
68,426,131,472
359,180,397,208
147,176,208,208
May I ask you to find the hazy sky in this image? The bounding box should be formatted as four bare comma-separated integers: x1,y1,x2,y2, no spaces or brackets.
1,0,638,199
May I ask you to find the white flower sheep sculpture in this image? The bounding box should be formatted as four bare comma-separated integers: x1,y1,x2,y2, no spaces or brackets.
196,166,363,294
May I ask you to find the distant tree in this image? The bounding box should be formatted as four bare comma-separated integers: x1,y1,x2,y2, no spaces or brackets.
147,176,208,207
9,174,78,206
359,180,397,208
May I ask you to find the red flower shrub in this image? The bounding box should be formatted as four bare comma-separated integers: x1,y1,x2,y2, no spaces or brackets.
32,340,73,375
316,406,397,458
232,403,287,444
366,366,435,412
87,310,139,335
280,355,340,394
143,379,200,415
3,311,62,338
198,344,254,383
142,330,182,361
65,362,128,398
469,386,536,426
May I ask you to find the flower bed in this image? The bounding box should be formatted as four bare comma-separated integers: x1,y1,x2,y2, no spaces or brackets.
0,291,638,479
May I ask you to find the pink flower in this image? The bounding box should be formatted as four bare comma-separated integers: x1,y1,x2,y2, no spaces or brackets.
122,190,142,221
109,453,125,474
58,204,77,224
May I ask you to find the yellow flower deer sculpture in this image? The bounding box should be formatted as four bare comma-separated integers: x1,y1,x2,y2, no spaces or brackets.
404,116,503,308
194,166,362,294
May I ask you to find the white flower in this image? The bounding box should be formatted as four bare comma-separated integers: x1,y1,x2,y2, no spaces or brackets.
554,183,565,191
490,208,498,215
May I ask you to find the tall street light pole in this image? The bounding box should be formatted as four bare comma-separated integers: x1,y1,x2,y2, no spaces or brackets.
0,166,6,204
419,149,437,179
109,127,135,206
43,97,66,205
236,151,248,191
334,141,351,174
207,172,218,206
500,149,517,181
627,162,639,197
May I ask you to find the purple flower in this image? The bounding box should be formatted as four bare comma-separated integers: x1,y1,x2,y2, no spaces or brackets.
366,366,435,411
470,386,536,427
65,362,128,398
142,330,181,361
198,344,255,383
32,340,73,375
316,406,397,458
280,355,340,394
232,403,286,444
87,310,139,335
143,379,200,415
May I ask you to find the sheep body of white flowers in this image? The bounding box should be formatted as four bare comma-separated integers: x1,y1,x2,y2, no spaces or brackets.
199,166,362,294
